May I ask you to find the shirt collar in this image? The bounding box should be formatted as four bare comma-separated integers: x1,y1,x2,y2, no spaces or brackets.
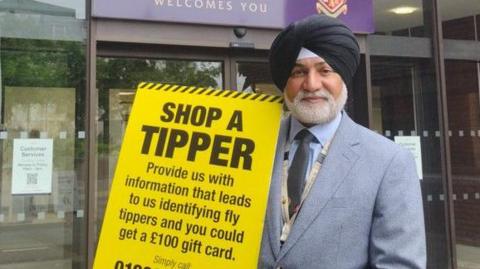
288,112,343,146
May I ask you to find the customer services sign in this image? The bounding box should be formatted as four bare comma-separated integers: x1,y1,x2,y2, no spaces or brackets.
93,0,374,33
94,83,283,269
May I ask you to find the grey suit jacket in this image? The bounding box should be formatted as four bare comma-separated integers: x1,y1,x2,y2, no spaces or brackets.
259,113,426,269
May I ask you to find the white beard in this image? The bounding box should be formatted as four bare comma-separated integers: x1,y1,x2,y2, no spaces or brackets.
285,84,347,125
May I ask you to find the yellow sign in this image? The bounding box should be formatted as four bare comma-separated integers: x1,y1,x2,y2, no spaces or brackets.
94,83,283,269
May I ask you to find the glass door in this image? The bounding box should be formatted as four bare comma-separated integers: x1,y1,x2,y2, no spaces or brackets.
95,56,224,235
0,2,87,267
444,60,480,269
438,0,480,267
370,56,449,268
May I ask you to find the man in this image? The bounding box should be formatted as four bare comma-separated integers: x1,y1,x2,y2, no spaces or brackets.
259,15,426,268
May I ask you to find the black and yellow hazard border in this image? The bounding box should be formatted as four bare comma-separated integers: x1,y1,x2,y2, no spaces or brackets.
94,81,283,269
138,82,284,104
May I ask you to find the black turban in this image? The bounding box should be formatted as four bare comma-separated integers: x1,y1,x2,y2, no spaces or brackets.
269,14,360,90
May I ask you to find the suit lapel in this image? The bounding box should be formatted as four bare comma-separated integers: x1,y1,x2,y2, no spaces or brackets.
267,116,290,257
277,114,360,260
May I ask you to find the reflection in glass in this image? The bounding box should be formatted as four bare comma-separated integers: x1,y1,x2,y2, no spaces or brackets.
0,1,87,266
439,0,480,40
373,0,426,37
96,57,223,237
371,56,449,269
439,1,480,267
445,60,480,269
236,62,279,96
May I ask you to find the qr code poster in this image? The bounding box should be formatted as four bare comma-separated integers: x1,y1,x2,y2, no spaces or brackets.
12,139,53,195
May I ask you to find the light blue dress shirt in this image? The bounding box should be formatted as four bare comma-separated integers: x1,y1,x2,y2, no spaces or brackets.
287,112,342,181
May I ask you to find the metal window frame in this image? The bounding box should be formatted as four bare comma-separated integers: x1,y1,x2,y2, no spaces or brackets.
86,8,97,269
431,0,456,268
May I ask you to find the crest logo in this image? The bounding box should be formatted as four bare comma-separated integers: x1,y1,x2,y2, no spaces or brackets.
316,0,348,18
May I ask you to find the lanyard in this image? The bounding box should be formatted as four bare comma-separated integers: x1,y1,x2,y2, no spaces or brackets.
280,136,333,242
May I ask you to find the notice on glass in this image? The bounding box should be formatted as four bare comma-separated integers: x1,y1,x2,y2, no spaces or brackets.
94,83,283,269
394,136,423,180
11,139,53,194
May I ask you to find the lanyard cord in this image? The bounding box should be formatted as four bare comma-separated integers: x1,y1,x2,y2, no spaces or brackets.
280,134,333,242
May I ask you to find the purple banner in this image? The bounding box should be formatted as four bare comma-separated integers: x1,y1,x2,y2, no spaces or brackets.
93,0,374,33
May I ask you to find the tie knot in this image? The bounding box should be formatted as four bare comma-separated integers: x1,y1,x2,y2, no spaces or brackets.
295,129,317,144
